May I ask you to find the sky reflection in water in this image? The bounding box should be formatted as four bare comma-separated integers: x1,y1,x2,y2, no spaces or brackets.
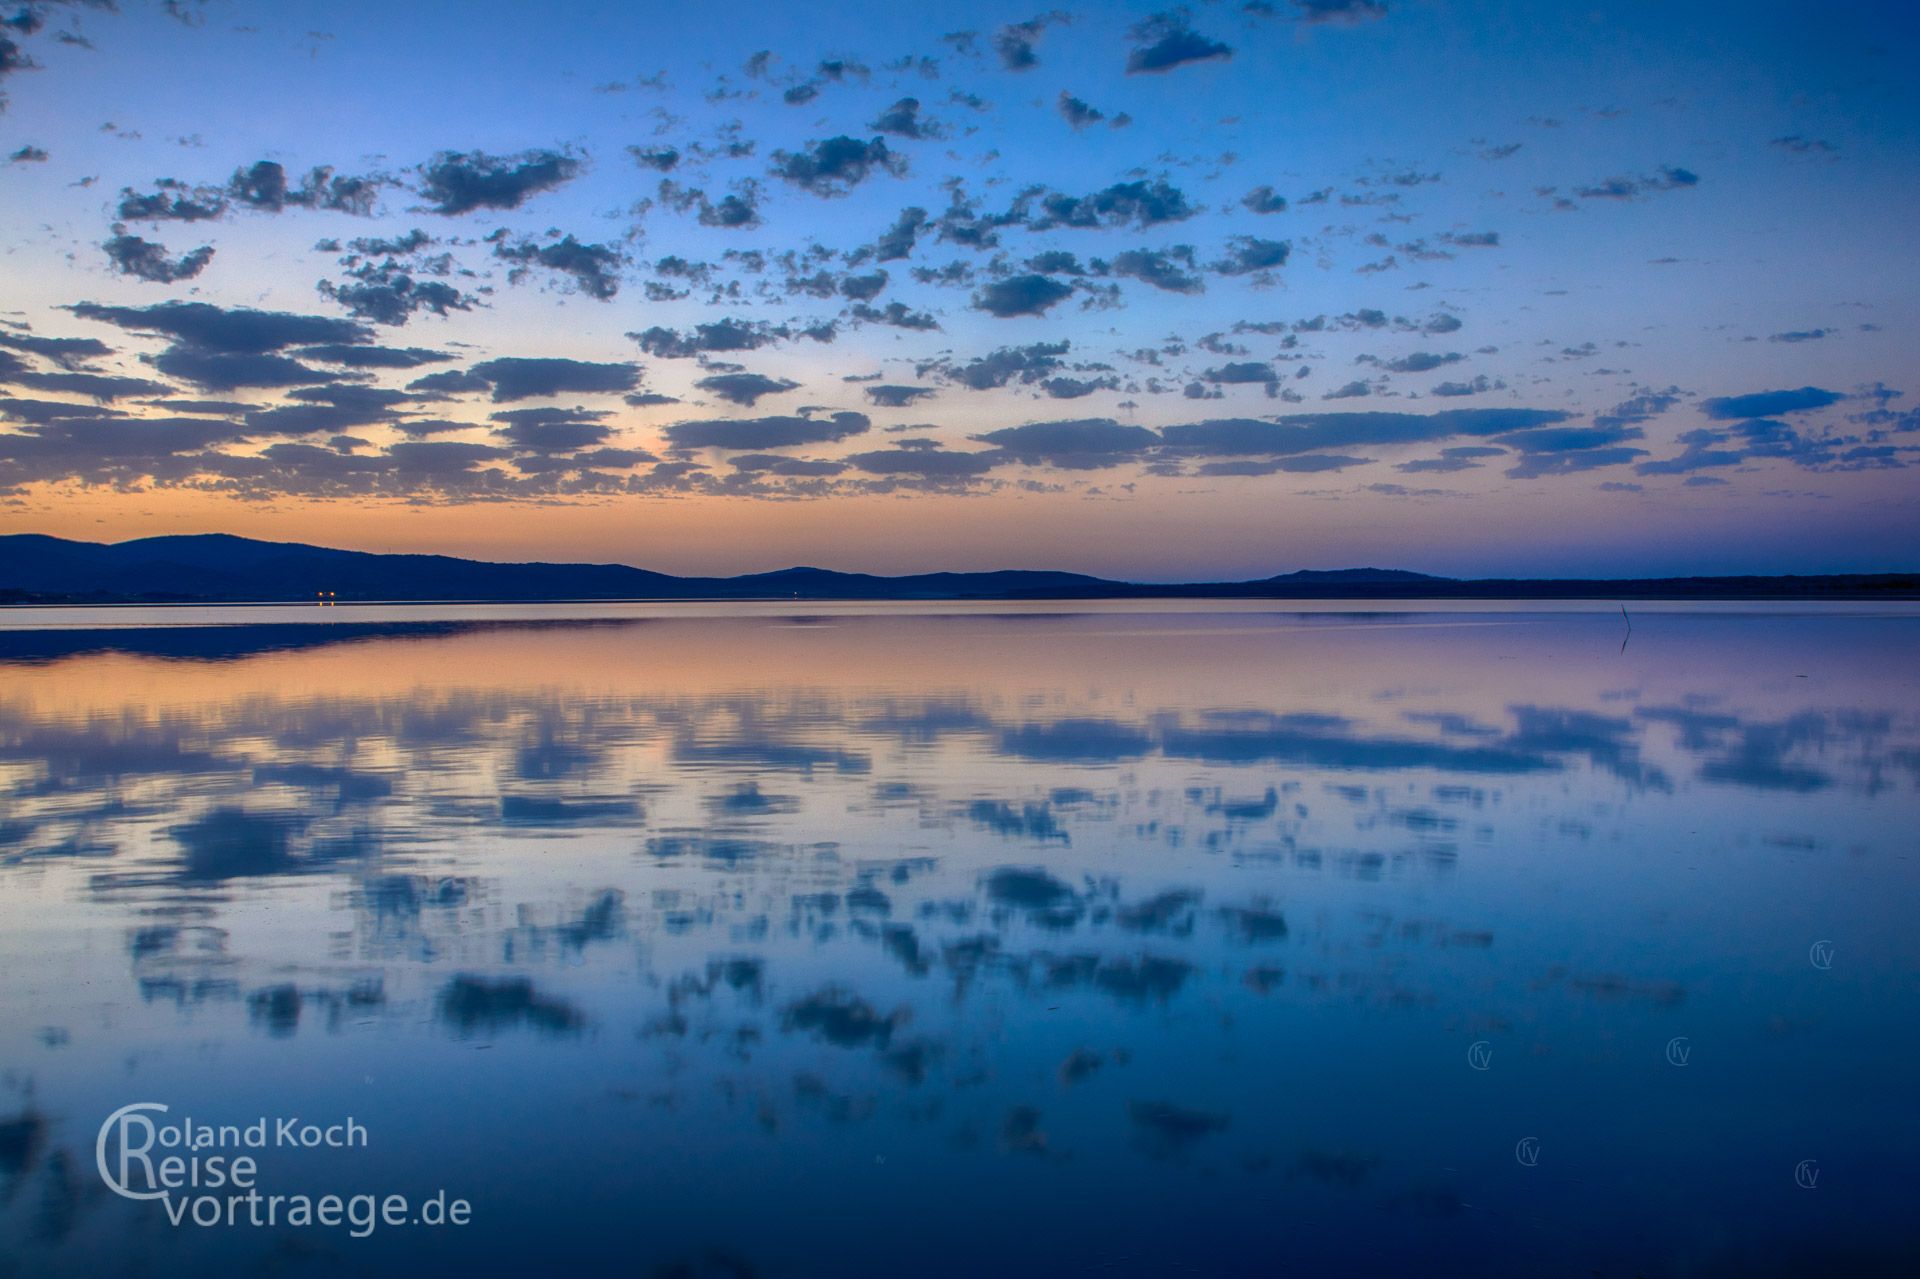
1,605,1916,1276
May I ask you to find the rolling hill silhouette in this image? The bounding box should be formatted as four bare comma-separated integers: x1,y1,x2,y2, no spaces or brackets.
0,533,1912,604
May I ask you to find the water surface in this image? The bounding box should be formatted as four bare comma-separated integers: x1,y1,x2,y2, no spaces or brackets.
1,603,1915,1275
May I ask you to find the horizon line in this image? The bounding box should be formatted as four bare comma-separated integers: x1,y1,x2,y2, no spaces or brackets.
4,529,1917,587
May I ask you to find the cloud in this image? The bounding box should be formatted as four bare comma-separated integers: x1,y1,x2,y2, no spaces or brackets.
0,412,264,489
629,145,679,172
1504,447,1646,478
293,343,452,369
1630,414,1861,477
657,179,763,229
318,264,473,326
973,274,1074,317
1159,408,1570,457
286,384,413,414
102,231,214,283
1211,236,1290,275
850,301,939,331
0,34,40,110
1197,454,1369,474
932,189,1026,249
68,300,369,354
417,149,579,215
1591,390,1681,429
6,370,167,400
701,191,762,229
1108,246,1203,293
696,372,800,406
1770,135,1836,156
1700,387,1842,419
0,399,665,499
494,234,626,300
727,454,846,477
1377,351,1461,374
994,12,1070,70
1286,0,1388,22
631,318,817,359
1241,185,1287,214
1490,420,1657,477
150,350,328,390
864,385,937,408
1126,12,1232,74
870,97,942,140
240,401,400,436
0,332,113,368
925,341,1072,389
844,445,998,480
463,357,641,403
1058,92,1126,130
665,411,871,451
971,418,1161,468
873,207,930,261
1396,445,1504,473
1203,362,1278,386
1493,422,1644,453
1028,179,1197,230
488,407,615,455
1574,166,1699,200
1040,375,1118,399
1633,431,1748,476
406,369,490,396
116,180,225,222
840,271,888,302
227,160,385,215
771,136,905,196
61,302,365,390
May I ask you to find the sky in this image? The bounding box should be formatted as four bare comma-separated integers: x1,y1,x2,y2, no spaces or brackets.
0,0,1916,580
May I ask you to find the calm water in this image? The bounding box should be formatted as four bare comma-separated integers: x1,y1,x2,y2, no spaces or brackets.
1,603,1916,1276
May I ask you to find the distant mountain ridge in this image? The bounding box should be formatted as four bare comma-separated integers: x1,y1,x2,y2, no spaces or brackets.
1263,568,1441,584
0,534,1913,603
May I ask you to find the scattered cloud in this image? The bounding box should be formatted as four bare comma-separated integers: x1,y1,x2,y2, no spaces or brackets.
102,231,214,283
771,136,906,196
1125,12,1233,75
417,149,579,215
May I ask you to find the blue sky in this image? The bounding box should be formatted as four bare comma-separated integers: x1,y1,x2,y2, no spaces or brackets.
0,0,1916,577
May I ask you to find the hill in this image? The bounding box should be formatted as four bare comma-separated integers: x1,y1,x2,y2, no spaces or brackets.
0,534,1913,604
